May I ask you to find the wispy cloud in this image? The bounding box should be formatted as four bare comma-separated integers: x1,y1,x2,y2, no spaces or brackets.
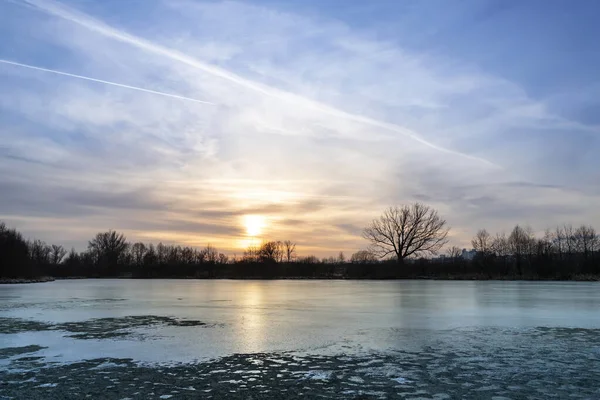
0,59,215,105
19,0,496,165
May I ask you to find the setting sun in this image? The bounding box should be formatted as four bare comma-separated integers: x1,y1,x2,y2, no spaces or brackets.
244,215,266,237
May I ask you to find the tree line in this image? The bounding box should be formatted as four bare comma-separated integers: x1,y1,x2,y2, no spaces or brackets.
1,202,599,280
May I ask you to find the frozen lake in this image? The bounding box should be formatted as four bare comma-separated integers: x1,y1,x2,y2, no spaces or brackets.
2,279,600,398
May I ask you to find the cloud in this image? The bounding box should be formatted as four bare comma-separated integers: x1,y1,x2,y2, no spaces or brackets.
1,0,599,255
0,59,215,105
19,0,498,165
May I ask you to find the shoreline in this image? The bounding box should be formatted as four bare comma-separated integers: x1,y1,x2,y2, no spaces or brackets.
2,275,599,283
0,277,55,284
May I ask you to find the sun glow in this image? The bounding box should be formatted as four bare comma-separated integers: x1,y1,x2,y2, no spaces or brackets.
244,215,265,237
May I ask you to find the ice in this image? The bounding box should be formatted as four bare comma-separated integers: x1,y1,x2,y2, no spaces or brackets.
36,383,58,388
303,370,332,380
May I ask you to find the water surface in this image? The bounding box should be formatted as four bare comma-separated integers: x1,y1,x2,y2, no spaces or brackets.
1,280,599,398
1,279,599,362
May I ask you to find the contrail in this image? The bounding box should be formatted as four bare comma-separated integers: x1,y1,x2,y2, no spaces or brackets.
14,0,497,167
0,59,215,105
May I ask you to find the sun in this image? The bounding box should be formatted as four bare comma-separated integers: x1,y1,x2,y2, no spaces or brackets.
244,215,265,237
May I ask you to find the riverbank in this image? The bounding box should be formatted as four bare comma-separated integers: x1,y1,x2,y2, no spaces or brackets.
2,275,600,282
0,277,54,284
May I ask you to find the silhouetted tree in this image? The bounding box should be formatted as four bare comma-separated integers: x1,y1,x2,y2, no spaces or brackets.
49,244,67,266
203,244,218,263
257,241,283,263
508,225,535,276
88,230,129,275
283,240,297,262
63,248,81,275
447,246,462,261
156,242,167,265
472,229,492,256
243,246,260,262
28,239,50,266
491,232,509,257
130,242,147,266
574,225,598,258
363,203,449,264
563,224,576,257
0,222,31,278
181,247,195,265
350,250,377,263
3,217,600,281
298,255,319,264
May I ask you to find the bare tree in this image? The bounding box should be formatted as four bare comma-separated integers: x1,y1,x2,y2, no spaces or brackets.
283,240,297,262
350,250,378,263
338,251,346,263
130,242,147,266
298,255,319,264
491,232,509,257
276,241,285,262
28,239,50,265
563,224,576,256
447,246,462,260
243,246,260,262
203,244,218,263
88,230,129,273
538,229,554,257
508,225,535,257
471,229,492,255
552,226,565,259
218,253,229,264
258,241,283,263
574,225,598,258
156,242,167,265
508,225,535,276
49,244,67,265
362,203,449,264
181,247,195,264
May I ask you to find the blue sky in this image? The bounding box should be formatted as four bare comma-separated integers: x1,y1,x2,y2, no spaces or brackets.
1,0,599,255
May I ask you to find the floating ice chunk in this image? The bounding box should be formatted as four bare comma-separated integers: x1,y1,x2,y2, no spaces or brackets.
90,362,125,370
392,377,411,384
304,371,332,380
159,396,173,399
348,376,364,383
37,383,58,388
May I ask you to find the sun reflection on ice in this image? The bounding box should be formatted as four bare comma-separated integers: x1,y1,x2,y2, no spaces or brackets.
239,283,266,353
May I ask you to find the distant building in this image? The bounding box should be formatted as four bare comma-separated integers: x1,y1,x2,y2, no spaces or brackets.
461,248,477,260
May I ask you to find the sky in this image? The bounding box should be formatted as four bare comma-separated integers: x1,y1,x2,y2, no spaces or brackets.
1,0,599,256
